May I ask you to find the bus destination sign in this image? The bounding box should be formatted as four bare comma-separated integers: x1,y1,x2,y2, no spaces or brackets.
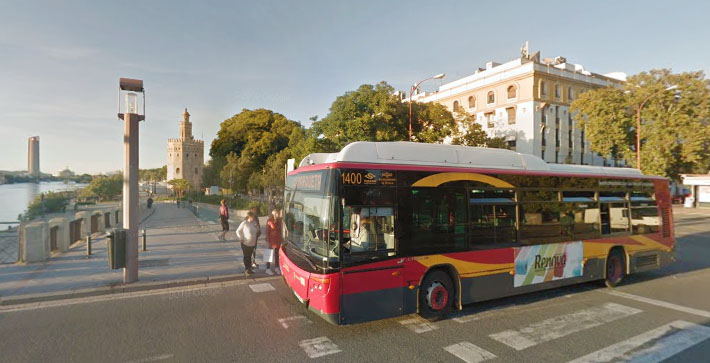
341,170,396,186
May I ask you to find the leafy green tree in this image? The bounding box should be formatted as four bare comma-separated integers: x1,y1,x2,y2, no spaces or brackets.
572,69,710,178
139,166,167,182
81,174,123,201
210,108,302,190
168,178,191,197
451,105,508,148
21,191,70,221
312,82,457,149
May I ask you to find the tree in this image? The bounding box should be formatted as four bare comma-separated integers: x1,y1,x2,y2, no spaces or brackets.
139,166,167,182
21,191,70,221
210,108,302,190
451,105,509,148
81,174,123,201
312,82,457,149
572,69,710,179
168,178,191,197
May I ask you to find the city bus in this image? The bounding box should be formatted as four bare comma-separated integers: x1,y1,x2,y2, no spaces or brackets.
279,142,675,325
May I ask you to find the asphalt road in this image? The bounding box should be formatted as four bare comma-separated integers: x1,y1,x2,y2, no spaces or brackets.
1,208,709,363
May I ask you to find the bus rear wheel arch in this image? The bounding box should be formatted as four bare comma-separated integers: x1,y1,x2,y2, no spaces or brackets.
418,269,456,321
604,247,627,288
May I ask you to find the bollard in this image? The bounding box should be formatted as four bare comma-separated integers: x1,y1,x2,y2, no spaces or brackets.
86,234,92,256
195,205,199,217
141,229,147,251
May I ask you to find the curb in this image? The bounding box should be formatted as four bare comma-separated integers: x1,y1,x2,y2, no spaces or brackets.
0,273,283,307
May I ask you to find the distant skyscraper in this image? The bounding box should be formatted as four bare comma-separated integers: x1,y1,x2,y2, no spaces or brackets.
28,136,39,176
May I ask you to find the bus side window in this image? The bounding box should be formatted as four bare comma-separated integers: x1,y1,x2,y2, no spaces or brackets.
408,188,466,254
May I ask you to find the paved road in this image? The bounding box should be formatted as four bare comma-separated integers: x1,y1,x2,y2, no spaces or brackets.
1,209,709,363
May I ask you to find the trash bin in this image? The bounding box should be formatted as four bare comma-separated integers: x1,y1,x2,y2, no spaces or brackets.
106,229,126,269
684,196,695,208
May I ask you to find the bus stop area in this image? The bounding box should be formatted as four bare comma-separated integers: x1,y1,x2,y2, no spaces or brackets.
0,202,271,305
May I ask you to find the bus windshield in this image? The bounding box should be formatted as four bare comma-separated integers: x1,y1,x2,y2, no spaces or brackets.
283,189,339,271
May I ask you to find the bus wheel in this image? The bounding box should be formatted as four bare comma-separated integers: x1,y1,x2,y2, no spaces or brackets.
605,249,626,288
419,270,453,321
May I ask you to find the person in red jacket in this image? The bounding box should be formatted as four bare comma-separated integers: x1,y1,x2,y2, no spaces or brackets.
265,208,283,275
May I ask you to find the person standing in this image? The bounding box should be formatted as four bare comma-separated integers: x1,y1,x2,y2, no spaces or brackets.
237,211,259,276
218,199,230,241
246,206,262,270
265,209,283,275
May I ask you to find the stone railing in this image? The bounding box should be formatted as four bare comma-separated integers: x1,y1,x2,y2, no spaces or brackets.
17,206,122,263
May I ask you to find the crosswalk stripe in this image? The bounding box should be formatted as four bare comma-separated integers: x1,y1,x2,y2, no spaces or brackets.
248,283,275,292
568,320,710,363
299,336,342,358
489,303,642,350
399,317,439,333
606,290,710,319
444,342,497,363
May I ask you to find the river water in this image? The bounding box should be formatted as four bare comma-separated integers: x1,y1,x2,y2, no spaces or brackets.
0,181,86,226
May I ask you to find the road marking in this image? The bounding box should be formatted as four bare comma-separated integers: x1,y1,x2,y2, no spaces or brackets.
299,336,342,358
568,320,710,363
606,290,710,318
0,277,284,313
124,354,174,363
399,316,439,333
444,342,497,363
453,304,517,323
249,283,275,293
489,303,642,350
278,315,311,329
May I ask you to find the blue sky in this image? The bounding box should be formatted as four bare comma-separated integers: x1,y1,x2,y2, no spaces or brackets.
1,0,708,174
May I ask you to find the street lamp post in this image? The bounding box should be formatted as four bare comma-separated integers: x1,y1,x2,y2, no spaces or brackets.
631,84,677,170
409,73,445,141
117,78,145,283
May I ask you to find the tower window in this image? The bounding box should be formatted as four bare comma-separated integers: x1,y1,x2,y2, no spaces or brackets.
176,168,180,175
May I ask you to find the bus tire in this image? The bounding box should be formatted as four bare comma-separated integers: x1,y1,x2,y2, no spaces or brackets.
604,248,626,288
419,270,453,321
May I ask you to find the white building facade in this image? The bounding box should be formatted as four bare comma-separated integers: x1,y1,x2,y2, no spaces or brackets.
411,51,624,166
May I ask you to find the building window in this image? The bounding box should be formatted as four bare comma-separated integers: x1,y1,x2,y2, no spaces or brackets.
568,87,574,101
540,81,547,96
485,112,495,128
487,91,495,105
541,112,547,125
568,114,572,127
468,96,476,108
195,168,198,174
555,84,561,99
555,151,559,163
568,130,573,148
176,168,180,176
453,100,459,111
581,130,585,149
507,140,516,150
185,153,189,158
507,85,517,100
506,107,516,124
556,130,560,147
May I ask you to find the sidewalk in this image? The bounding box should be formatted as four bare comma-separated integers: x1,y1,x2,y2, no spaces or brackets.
0,202,275,305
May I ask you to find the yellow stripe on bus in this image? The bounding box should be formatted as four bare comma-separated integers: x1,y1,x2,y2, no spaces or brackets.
411,172,515,188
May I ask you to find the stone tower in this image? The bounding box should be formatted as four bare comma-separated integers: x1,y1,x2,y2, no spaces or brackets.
167,108,204,191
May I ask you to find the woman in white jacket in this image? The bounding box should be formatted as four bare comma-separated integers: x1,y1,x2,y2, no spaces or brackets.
236,211,259,276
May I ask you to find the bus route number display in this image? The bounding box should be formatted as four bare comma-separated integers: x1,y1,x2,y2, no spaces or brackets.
341,170,396,186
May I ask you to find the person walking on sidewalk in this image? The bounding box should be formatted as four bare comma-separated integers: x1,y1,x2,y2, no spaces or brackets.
237,211,259,276
218,199,230,241
265,208,282,275
246,206,261,270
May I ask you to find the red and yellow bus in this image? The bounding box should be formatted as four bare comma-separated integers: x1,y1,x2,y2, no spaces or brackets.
279,142,675,325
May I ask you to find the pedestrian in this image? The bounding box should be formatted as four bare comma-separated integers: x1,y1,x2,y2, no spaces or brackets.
265,208,282,275
237,211,259,276
218,199,230,241
246,206,261,270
